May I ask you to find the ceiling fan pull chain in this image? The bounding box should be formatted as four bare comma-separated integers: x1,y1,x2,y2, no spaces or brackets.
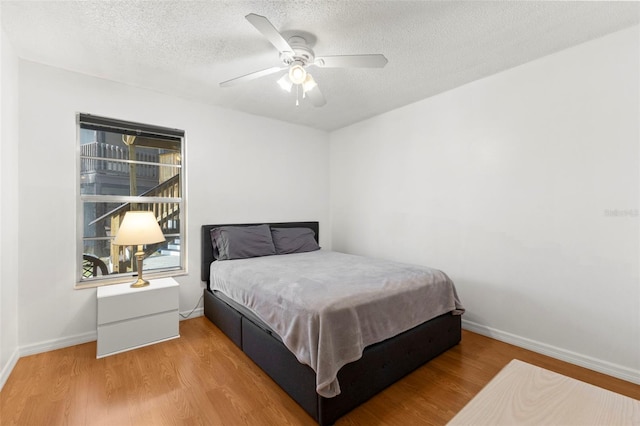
296,84,300,106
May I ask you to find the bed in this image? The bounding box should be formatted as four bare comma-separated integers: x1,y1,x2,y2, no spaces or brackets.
201,221,463,425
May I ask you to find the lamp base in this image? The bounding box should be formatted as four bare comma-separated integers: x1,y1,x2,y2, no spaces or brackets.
130,277,150,288
130,247,149,288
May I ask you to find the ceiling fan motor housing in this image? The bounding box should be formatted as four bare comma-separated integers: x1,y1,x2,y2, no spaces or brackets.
280,36,315,66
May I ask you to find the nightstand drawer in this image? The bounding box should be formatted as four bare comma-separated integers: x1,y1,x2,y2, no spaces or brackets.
97,310,179,357
97,278,179,324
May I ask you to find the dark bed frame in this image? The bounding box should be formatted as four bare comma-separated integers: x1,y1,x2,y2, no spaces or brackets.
201,222,461,425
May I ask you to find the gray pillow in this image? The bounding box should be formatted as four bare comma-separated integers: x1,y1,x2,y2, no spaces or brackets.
271,227,320,255
210,225,276,260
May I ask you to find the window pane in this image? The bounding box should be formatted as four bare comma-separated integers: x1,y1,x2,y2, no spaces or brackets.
82,201,181,280
80,128,181,197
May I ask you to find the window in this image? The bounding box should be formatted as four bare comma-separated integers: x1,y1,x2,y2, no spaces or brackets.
77,114,185,286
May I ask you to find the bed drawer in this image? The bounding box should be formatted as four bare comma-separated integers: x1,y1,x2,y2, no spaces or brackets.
204,289,242,347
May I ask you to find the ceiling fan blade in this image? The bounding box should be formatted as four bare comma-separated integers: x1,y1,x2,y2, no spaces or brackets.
219,66,285,87
315,54,388,68
305,83,326,107
245,13,294,56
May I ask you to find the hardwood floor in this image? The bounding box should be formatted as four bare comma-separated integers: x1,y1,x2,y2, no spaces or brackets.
1,316,638,425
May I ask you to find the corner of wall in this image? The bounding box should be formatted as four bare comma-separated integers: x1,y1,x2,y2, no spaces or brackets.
0,347,19,390
0,25,21,392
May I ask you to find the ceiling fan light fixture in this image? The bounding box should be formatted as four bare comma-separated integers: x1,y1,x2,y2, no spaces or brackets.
277,74,293,92
289,63,307,85
302,74,317,93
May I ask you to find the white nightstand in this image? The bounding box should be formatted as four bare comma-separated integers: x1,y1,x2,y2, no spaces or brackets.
97,277,180,358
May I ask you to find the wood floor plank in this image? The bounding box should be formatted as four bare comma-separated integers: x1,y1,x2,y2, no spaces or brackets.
1,316,638,425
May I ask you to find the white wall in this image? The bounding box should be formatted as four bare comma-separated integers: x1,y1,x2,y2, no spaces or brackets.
0,27,20,389
17,60,329,353
330,26,639,383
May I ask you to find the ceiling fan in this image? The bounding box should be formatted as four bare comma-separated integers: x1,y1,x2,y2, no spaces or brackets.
220,13,388,107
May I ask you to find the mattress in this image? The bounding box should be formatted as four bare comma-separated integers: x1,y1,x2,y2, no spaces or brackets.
209,250,464,397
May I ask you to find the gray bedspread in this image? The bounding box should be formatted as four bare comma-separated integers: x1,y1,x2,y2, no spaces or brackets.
209,250,464,398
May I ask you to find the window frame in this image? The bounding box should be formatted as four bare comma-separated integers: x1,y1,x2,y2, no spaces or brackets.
75,113,187,288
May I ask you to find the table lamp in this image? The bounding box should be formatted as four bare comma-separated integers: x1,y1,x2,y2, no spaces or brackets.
113,211,166,288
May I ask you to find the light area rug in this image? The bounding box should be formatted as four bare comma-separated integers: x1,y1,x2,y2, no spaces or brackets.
447,359,640,425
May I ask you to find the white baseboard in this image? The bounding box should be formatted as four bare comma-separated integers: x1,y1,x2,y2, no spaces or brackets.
19,331,97,358
8,309,199,357
0,347,20,391
15,311,201,358
462,319,640,385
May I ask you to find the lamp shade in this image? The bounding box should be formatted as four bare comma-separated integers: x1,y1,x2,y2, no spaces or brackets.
113,211,165,246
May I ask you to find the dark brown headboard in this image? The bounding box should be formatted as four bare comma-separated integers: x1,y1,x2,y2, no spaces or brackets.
201,221,320,285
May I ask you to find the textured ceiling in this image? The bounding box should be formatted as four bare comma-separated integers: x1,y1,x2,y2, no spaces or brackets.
1,1,638,131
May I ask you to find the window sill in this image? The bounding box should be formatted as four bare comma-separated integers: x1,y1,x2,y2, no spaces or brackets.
75,268,186,289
